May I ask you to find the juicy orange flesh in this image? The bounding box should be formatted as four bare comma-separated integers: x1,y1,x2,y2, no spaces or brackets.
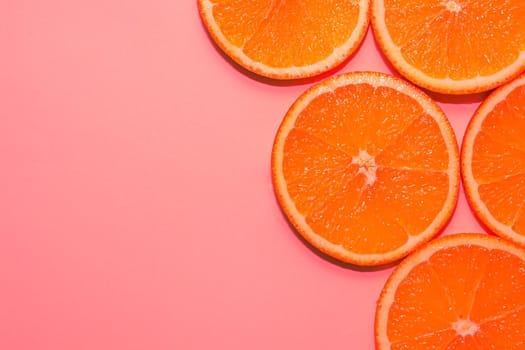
475,307,525,348
391,329,456,350
444,335,481,349
383,0,525,80
387,245,525,348
472,84,525,234
210,0,360,67
282,83,450,254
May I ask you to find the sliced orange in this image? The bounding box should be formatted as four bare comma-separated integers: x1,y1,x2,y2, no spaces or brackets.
461,73,525,247
375,233,525,350
371,0,525,94
271,72,459,266
197,0,370,80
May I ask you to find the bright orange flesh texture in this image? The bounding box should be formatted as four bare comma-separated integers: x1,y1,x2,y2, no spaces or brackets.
210,0,359,67
283,83,450,255
384,0,525,80
471,84,525,235
387,245,525,349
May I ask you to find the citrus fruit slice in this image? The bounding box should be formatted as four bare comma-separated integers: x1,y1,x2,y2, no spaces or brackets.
461,73,525,247
375,233,525,350
371,0,525,94
271,72,459,266
197,0,370,80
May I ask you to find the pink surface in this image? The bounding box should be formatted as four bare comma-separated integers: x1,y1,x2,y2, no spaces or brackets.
1,1,488,349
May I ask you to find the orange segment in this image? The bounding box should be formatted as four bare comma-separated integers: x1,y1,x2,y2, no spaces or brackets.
283,128,359,216
445,335,479,349
371,0,525,94
477,174,525,228
359,168,450,240
428,245,489,319
390,329,456,350
471,132,525,184
376,113,449,171
386,262,457,343
382,2,444,49
198,0,371,79
462,73,525,247
478,80,525,151
375,233,525,350
476,307,525,349
470,248,525,322
209,0,273,48
242,1,359,67
294,83,424,156
272,72,459,266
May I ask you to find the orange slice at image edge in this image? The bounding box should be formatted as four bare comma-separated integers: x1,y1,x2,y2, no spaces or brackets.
271,72,460,266
197,0,371,80
461,73,525,247
375,233,525,349
371,0,525,94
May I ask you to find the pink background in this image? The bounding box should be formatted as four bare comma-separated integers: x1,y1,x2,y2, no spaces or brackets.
1,1,488,349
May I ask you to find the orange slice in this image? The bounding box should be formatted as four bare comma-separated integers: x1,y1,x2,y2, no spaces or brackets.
461,73,525,247
375,233,525,349
197,0,370,80
271,72,459,266
371,0,525,94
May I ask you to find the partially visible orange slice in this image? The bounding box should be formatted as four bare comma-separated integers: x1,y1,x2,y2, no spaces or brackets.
197,0,370,80
371,0,525,94
375,233,525,350
462,73,525,247
271,72,459,266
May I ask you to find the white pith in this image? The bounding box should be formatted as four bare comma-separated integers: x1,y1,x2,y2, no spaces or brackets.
443,0,462,13
352,150,377,186
452,318,479,337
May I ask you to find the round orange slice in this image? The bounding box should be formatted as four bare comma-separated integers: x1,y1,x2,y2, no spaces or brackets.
371,0,525,94
271,72,460,266
462,73,525,247
197,0,370,80
375,233,525,349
